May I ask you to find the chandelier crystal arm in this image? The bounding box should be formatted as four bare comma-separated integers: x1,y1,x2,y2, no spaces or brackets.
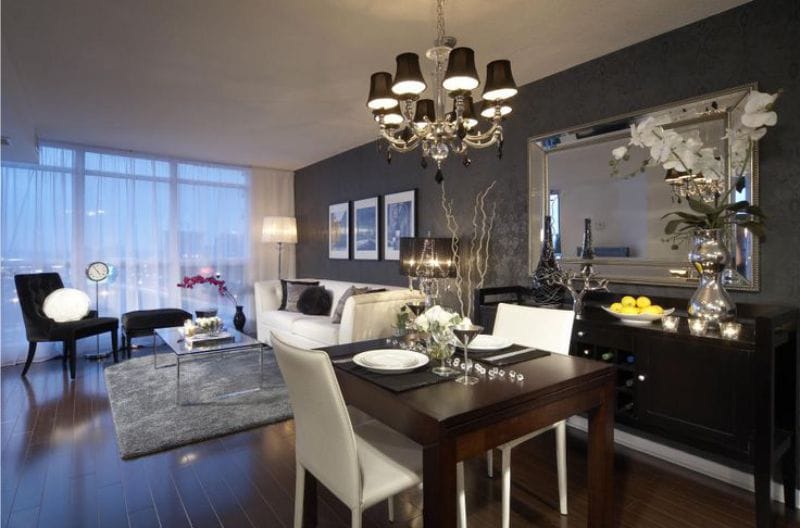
462,124,503,148
379,128,422,152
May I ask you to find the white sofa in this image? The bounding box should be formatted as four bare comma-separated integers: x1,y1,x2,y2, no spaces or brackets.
254,279,423,348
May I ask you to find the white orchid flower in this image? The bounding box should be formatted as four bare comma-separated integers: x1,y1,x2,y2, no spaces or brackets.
741,90,779,129
742,111,777,128
612,146,628,160
629,116,670,148
649,129,681,164
743,91,778,114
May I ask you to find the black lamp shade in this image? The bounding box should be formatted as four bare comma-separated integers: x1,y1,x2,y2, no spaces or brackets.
367,72,399,110
392,53,427,97
482,60,518,101
399,237,457,278
443,47,480,92
413,99,435,127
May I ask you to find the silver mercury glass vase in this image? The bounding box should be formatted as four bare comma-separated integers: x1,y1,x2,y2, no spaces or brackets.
687,228,736,328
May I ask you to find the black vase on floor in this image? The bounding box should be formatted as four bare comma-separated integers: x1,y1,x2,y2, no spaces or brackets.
233,305,246,332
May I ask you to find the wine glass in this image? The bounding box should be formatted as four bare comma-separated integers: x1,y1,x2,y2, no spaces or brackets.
452,324,483,385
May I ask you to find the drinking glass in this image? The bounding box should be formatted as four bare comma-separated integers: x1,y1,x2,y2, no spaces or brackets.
452,324,483,385
429,328,458,376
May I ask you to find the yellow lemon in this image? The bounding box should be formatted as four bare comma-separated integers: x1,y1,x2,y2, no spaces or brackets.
610,302,623,313
621,295,636,307
642,305,664,315
620,305,639,315
636,296,652,308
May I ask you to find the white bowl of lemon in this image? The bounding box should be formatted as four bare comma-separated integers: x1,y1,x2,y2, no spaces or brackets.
602,296,674,325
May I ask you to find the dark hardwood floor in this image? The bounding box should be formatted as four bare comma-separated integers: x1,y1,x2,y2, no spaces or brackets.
2,352,798,528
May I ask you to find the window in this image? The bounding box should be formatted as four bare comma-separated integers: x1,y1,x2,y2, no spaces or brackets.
1,144,251,365
549,190,562,256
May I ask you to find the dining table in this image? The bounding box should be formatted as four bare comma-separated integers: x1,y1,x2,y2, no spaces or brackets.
306,338,617,527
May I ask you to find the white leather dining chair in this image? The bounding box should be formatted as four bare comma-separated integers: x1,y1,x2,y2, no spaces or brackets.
485,303,575,527
271,333,467,527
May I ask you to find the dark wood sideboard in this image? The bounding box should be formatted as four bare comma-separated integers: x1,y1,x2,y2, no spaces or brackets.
475,287,799,528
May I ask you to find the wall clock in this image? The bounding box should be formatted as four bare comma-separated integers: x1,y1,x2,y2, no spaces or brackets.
86,261,110,282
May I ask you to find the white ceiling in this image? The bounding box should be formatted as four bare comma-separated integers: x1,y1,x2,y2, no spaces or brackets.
1,0,749,169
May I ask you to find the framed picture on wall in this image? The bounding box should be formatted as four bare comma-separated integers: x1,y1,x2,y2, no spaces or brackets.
353,197,379,260
383,190,416,260
329,201,350,259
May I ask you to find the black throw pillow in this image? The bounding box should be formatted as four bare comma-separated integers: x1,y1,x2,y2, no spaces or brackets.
297,286,333,316
280,279,320,312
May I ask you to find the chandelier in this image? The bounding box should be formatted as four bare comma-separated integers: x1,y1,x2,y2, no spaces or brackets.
366,0,517,183
664,170,726,203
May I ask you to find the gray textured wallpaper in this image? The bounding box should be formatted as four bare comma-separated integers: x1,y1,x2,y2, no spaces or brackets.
295,0,800,306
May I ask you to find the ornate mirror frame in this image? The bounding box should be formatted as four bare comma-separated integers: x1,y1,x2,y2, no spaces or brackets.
528,83,760,291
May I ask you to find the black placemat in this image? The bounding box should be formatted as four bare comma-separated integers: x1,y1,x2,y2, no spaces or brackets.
465,344,551,367
333,359,456,393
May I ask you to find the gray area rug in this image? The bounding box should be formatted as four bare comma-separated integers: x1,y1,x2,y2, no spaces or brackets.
104,348,292,459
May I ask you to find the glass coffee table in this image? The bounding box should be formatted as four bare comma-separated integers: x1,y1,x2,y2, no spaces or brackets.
155,327,266,404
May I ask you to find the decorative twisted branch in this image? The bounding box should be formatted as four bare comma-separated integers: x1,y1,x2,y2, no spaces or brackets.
441,180,497,319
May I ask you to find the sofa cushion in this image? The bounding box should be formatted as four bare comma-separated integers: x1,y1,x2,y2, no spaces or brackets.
281,280,320,312
291,317,339,346
262,310,309,334
298,286,333,316
331,286,369,324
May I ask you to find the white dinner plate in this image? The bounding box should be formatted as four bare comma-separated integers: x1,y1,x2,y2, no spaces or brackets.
601,306,675,325
352,349,430,374
465,334,514,351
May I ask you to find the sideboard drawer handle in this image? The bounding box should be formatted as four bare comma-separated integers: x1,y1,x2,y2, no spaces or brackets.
577,331,586,337
637,374,647,382
583,349,591,356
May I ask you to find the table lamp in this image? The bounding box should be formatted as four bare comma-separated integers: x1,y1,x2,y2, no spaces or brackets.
399,237,457,306
262,216,297,279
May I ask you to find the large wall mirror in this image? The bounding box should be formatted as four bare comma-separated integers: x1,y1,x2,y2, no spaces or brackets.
528,84,759,291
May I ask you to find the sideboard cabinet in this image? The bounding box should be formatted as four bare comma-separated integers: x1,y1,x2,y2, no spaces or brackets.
475,287,798,528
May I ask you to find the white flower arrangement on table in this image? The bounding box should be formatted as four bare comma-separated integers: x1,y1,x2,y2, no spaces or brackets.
412,305,462,334
413,305,463,361
609,89,779,242
195,316,223,335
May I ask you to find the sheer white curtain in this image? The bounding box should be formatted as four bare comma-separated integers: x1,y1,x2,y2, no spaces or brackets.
1,152,75,364
0,144,296,367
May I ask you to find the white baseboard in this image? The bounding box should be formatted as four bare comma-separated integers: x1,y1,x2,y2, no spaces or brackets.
567,416,799,505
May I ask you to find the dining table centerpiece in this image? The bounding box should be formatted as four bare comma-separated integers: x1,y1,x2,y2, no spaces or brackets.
412,305,462,376
609,88,779,327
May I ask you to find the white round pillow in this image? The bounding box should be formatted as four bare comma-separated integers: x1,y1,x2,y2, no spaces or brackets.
42,288,91,322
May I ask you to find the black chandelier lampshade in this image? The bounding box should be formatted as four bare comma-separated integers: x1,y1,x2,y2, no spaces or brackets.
482,60,518,101
367,72,399,110
399,237,457,278
443,47,480,92
392,53,427,97
413,99,436,127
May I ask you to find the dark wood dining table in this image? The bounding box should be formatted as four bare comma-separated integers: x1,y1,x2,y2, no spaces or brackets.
306,338,617,527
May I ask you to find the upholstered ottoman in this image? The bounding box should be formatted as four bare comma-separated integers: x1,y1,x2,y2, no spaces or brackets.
121,309,191,358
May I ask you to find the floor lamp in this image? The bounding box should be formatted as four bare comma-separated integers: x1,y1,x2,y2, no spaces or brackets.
262,216,298,279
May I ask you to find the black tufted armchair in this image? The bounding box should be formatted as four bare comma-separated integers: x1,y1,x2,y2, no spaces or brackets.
14,273,119,379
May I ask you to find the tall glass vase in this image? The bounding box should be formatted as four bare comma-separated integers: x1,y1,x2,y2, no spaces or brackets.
687,229,736,328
